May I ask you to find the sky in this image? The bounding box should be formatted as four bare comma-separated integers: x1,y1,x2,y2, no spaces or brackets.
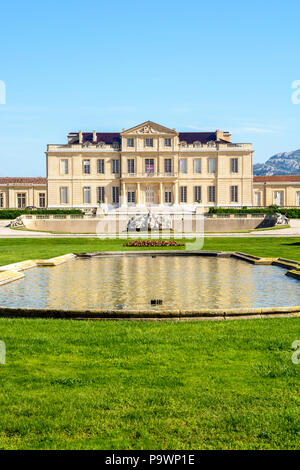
0,0,300,176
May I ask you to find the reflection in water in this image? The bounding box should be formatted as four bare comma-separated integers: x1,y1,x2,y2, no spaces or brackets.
0,256,299,310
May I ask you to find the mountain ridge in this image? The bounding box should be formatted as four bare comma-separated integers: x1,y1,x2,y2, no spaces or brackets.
253,149,300,175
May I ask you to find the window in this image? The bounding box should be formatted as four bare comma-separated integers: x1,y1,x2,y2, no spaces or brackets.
231,186,238,203
112,159,119,174
60,187,68,204
127,138,134,147
194,186,202,202
231,158,238,173
112,186,119,204
39,193,46,208
145,159,154,173
145,138,153,147
165,138,171,147
127,159,135,174
97,187,105,203
208,186,216,203
97,159,105,174
297,192,300,206
208,158,216,173
180,159,187,174
274,191,283,206
83,159,90,174
60,159,69,175
165,188,172,204
0,193,3,208
194,159,201,174
145,187,155,205
17,193,26,208
127,190,135,204
180,186,187,203
164,159,172,173
255,192,261,206
83,187,91,204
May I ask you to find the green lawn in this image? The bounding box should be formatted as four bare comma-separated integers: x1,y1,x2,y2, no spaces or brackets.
0,318,299,450
0,237,299,266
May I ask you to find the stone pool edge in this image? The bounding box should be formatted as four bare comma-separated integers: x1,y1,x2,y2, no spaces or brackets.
0,253,75,286
0,306,299,321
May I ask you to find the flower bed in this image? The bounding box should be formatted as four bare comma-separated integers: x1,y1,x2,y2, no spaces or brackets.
124,240,184,247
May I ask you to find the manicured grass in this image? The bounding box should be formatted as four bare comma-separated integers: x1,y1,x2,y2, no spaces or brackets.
0,237,299,266
0,317,299,450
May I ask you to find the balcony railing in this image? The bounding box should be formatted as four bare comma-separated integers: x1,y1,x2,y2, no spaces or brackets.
122,172,177,178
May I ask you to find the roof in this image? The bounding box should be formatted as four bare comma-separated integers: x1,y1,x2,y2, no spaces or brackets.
70,131,218,145
0,177,46,185
254,175,300,183
178,132,217,144
73,133,121,144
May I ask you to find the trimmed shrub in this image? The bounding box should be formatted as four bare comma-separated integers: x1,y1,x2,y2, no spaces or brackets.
0,209,83,219
207,207,300,218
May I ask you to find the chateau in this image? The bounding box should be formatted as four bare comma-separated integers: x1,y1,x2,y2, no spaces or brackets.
46,121,254,210
1,121,300,210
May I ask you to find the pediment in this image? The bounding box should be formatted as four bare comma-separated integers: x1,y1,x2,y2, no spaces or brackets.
121,121,177,136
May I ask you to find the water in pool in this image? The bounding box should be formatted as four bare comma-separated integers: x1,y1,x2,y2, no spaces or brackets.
0,256,299,310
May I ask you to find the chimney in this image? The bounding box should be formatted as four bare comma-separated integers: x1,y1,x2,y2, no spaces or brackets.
79,131,83,144
93,130,97,143
216,129,231,142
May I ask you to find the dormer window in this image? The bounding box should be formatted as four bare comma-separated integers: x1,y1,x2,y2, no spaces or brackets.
180,141,187,147
112,142,119,150
97,141,105,148
207,141,216,148
193,141,201,148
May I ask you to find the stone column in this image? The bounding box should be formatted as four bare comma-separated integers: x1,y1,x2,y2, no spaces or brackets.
174,182,179,205
160,182,163,205
137,183,140,205
122,182,127,206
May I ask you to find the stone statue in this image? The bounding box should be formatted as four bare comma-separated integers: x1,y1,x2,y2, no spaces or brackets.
127,210,172,232
275,212,289,225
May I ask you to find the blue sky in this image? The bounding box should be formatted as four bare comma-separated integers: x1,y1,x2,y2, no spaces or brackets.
0,0,300,176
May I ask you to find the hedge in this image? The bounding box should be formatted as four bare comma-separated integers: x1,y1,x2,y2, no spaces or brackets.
0,209,83,219
208,206,300,219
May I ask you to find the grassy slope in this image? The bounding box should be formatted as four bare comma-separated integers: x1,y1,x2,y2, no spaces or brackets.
0,237,299,265
0,318,299,450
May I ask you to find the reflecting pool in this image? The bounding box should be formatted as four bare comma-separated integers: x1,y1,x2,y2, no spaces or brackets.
0,256,299,311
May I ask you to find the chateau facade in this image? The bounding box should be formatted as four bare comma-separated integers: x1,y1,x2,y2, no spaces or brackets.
0,177,47,209
253,175,300,207
46,121,254,209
